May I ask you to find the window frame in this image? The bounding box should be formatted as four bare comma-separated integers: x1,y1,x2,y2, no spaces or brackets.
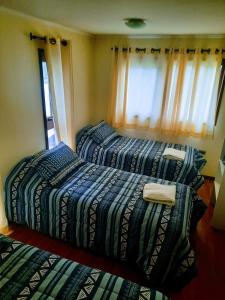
38,48,49,149
215,58,225,125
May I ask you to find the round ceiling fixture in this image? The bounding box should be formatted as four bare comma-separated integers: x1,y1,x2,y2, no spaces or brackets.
124,18,146,29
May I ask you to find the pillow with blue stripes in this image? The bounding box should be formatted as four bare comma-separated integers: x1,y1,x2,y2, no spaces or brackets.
88,121,117,144
30,142,79,183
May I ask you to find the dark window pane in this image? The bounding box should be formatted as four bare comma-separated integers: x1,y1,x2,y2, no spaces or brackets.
38,49,57,149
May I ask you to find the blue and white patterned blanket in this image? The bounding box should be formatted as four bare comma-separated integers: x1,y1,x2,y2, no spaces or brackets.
76,123,206,190
5,156,204,288
0,235,169,300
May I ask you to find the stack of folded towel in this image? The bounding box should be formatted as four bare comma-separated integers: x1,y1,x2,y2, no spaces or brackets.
143,183,176,206
163,147,186,161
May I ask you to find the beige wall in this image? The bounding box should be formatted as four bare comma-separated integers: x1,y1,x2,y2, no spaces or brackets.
93,36,225,176
0,8,94,180
0,9,225,180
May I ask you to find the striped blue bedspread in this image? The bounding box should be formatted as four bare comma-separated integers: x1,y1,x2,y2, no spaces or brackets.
76,125,206,190
0,235,169,300
5,157,203,288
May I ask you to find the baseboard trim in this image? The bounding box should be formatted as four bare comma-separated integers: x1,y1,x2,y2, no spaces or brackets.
204,175,215,180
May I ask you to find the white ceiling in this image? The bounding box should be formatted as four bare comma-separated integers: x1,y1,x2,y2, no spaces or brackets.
1,0,225,35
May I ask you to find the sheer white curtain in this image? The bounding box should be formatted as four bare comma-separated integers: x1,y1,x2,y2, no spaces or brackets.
109,47,167,129
0,175,8,231
161,50,222,137
109,47,223,137
45,38,74,148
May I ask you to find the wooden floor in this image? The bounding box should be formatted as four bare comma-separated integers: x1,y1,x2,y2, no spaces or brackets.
9,178,225,299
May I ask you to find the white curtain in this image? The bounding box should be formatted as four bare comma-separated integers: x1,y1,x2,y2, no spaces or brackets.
109,47,223,137
45,38,74,148
109,47,167,129
160,50,222,137
0,175,8,231
126,50,167,128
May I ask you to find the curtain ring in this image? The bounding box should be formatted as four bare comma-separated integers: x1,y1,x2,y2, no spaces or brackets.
49,38,56,45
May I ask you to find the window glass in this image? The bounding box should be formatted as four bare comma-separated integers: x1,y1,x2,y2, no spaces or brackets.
38,49,57,149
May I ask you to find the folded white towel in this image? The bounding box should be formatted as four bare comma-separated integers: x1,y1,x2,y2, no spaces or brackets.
143,183,176,206
163,148,186,161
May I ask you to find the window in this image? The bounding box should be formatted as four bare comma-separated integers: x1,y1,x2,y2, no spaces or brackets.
215,58,225,125
38,48,57,149
110,48,222,137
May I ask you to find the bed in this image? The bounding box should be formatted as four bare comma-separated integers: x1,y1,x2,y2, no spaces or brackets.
0,235,169,300
5,143,205,288
76,121,206,190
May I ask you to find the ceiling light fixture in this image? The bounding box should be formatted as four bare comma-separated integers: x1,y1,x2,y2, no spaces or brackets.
124,18,146,29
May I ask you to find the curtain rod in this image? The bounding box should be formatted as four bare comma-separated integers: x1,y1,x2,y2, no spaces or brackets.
30,33,68,46
111,47,225,54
